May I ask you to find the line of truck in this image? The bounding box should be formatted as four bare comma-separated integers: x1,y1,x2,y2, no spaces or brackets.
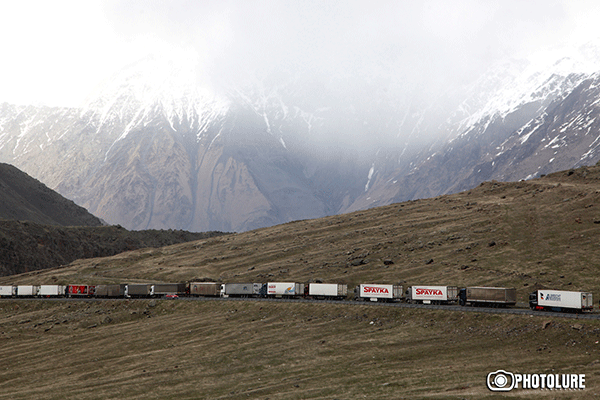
0,282,593,313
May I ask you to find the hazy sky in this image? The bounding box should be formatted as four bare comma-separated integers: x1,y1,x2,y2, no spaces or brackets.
1,0,599,107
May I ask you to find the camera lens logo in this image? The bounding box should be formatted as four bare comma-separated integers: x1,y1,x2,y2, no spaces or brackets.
487,370,515,391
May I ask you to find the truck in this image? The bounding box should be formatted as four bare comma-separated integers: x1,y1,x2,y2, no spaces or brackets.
222,283,265,297
67,284,94,297
529,289,593,312
0,286,15,297
307,283,348,300
38,285,66,297
356,284,403,302
459,287,517,307
94,284,126,298
151,283,187,297
406,286,458,304
267,282,305,297
16,285,39,297
125,284,152,298
188,282,222,297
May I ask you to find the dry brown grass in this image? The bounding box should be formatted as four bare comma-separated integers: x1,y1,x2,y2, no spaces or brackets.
3,165,600,397
1,300,600,399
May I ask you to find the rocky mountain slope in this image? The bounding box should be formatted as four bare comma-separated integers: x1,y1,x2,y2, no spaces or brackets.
347,42,600,211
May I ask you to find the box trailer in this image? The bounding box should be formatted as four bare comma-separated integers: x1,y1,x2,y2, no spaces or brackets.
151,283,186,296
0,286,15,297
16,285,39,297
459,287,517,307
529,290,593,312
308,283,348,299
188,282,222,296
267,282,304,297
125,284,152,297
67,285,94,297
406,286,458,304
94,284,126,298
356,284,403,302
223,283,263,297
38,285,66,297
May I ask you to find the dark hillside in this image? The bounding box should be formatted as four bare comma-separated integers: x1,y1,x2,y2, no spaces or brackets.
0,162,103,227
0,221,227,276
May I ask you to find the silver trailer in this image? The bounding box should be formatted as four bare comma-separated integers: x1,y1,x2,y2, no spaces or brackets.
188,282,222,296
356,284,403,302
530,289,593,312
223,283,263,297
16,285,39,297
267,282,305,297
0,286,16,297
94,284,126,298
125,284,152,298
151,283,186,296
406,286,458,304
459,287,517,307
308,283,348,299
38,285,66,297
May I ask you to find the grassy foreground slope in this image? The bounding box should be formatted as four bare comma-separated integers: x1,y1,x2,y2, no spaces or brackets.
2,165,600,398
1,300,600,399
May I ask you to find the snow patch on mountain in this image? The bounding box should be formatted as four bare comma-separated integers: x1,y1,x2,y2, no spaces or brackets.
81,50,231,146
453,40,600,137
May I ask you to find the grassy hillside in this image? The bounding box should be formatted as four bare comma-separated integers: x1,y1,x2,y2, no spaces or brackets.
3,165,600,398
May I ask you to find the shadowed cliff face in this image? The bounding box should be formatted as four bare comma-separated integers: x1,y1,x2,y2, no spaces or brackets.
0,162,103,227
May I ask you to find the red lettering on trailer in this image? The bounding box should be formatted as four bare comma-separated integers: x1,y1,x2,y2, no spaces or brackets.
415,288,443,296
364,286,389,294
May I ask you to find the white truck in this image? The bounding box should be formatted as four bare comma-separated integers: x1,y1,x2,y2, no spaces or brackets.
356,284,403,302
16,285,39,297
267,282,304,297
0,286,16,297
38,285,66,297
406,285,458,304
529,289,593,312
307,283,347,300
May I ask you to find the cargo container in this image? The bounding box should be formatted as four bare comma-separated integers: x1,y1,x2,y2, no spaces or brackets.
94,284,126,298
67,285,94,297
356,284,403,302
0,286,16,297
529,289,593,312
267,282,304,297
151,283,186,297
459,287,517,307
16,285,39,297
307,283,348,300
406,286,458,304
188,282,222,296
223,283,264,297
38,285,66,297
125,284,152,297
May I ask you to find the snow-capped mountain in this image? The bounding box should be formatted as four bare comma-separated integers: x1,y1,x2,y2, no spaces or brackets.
346,40,600,211
2,41,600,232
